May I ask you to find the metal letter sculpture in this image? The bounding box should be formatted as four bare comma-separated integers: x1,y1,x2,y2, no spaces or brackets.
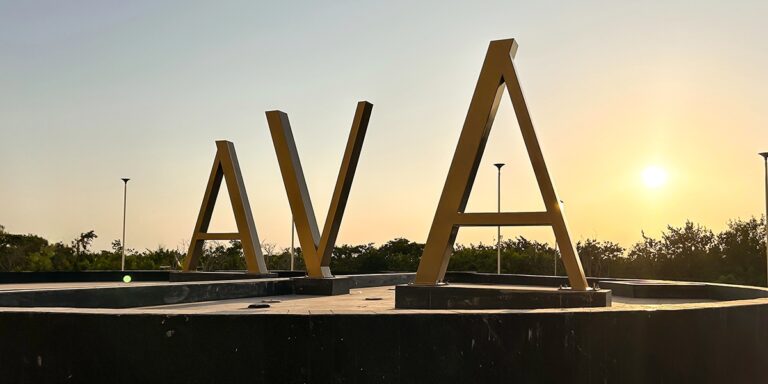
266,101,373,278
182,140,268,273
414,39,589,290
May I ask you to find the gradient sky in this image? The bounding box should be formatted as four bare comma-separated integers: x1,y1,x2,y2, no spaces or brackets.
1,0,767,253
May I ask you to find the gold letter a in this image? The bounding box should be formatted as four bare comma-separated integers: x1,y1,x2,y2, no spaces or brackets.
182,140,268,274
414,39,589,290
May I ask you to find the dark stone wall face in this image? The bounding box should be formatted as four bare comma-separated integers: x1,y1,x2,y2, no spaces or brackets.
2,304,768,384
0,271,170,284
395,284,610,309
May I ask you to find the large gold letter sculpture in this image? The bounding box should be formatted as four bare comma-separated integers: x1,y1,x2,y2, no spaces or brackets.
414,39,589,290
182,140,268,273
266,101,373,278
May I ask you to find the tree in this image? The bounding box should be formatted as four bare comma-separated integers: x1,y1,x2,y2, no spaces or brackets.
577,239,625,277
332,243,378,273
659,221,717,281
377,238,423,272
0,232,48,271
26,246,55,271
0,217,764,286
261,242,278,258
450,242,495,273
72,230,97,256
716,217,766,285
197,241,244,271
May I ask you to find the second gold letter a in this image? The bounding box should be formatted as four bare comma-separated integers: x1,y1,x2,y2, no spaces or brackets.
414,39,589,290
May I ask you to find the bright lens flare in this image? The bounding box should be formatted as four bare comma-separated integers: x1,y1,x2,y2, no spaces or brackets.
642,166,668,189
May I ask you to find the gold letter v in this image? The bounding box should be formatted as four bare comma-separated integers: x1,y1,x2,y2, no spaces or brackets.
266,102,373,278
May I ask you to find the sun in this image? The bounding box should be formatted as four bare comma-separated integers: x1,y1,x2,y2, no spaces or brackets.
642,165,668,189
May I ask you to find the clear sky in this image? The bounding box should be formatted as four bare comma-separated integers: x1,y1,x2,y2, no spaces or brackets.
1,0,766,252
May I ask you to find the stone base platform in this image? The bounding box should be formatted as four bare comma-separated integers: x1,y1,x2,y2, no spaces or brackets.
598,280,708,299
5,273,768,382
168,271,278,282
292,277,352,295
395,283,611,309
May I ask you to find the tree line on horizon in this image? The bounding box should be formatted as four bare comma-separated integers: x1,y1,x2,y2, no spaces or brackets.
0,217,765,285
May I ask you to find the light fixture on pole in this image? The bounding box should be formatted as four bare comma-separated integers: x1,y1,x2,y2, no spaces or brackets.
493,163,505,274
121,178,130,271
760,152,768,287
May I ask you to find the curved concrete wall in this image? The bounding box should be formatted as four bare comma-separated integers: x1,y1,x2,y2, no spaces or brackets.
2,300,768,383
3,273,768,383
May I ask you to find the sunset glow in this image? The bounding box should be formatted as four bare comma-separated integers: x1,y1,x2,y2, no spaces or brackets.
0,2,766,251
642,166,668,189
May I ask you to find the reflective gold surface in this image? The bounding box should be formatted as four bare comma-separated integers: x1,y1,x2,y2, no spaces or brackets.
414,39,588,290
182,141,267,274
266,102,373,278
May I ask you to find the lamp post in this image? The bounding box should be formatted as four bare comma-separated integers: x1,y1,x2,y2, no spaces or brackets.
494,163,505,274
554,200,563,276
121,178,130,271
290,218,295,271
760,152,768,286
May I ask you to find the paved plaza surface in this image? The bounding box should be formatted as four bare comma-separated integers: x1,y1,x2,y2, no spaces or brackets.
0,280,721,314
133,284,716,314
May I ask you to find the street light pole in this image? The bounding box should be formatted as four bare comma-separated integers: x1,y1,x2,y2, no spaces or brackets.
290,218,295,271
554,200,563,276
760,152,768,286
121,178,130,271
494,163,505,274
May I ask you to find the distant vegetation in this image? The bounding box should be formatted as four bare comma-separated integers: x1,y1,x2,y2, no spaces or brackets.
0,218,765,285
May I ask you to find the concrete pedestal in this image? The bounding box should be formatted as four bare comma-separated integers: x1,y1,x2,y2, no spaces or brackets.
293,277,352,296
169,271,278,282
